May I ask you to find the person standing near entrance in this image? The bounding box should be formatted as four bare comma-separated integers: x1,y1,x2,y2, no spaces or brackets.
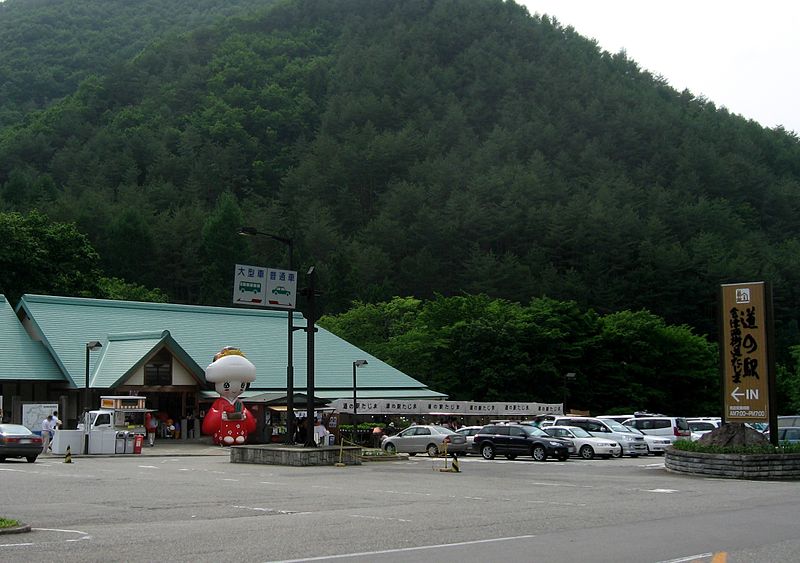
41,414,54,453
145,411,158,447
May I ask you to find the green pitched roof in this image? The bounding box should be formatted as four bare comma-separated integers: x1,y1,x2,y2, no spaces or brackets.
0,295,64,382
91,330,205,388
17,294,444,398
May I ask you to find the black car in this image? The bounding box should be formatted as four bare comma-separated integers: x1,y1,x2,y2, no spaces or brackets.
0,424,43,463
472,424,572,461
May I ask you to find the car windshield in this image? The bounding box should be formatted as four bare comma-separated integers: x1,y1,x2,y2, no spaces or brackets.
431,426,457,435
624,426,645,436
523,426,549,437
567,427,592,438
605,420,632,432
0,424,33,435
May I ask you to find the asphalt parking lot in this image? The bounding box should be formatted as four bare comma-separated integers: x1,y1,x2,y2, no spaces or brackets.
1,452,799,562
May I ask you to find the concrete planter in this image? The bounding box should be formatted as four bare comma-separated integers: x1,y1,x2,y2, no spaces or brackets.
230,444,361,466
665,448,800,480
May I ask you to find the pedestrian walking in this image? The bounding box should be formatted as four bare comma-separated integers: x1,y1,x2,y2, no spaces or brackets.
145,411,158,446
41,414,54,453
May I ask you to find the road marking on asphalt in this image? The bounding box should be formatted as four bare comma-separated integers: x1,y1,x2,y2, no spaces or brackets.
221,478,239,481
138,465,158,469
656,553,713,563
645,488,678,493
527,500,587,507
0,468,27,472
272,534,537,562
233,505,310,515
528,482,595,489
0,542,34,548
348,514,412,523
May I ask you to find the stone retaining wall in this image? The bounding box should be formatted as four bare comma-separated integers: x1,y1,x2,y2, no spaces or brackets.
230,444,362,466
665,448,800,480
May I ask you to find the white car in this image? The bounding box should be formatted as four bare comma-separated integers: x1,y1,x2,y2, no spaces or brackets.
686,418,722,441
544,425,621,459
625,426,672,455
454,425,484,453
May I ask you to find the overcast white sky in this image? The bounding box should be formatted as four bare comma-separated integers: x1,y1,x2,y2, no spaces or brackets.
520,1,800,135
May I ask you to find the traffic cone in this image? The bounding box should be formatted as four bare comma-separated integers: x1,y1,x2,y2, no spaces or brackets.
64,445,72,463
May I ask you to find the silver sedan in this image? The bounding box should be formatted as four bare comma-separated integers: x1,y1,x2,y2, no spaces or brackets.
381,425,468,456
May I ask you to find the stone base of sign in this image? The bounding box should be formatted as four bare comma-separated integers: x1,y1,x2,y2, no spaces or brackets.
665,448,800,480
230,444,362,466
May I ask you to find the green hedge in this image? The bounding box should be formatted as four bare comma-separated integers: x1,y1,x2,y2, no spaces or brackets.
672,440,800,455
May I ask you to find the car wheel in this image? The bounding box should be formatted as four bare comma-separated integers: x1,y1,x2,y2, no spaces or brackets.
0,456,5,462
579,445,595,460
557,453,569,461
408,452,416,457
480,443,495,460
505,454,517,460
26,456,37,463
654,451,664,456
532,445,547,461
612,447,623,458
427,444,439,457
384,443,396,454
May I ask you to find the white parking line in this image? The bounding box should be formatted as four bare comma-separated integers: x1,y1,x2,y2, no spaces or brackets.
348,514,412,523
273,534,537,562
233,505,310,515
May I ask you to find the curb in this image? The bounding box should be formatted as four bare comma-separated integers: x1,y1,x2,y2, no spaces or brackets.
0,522,31,535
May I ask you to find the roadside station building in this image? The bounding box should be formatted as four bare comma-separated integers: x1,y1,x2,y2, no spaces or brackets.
0,294,445,432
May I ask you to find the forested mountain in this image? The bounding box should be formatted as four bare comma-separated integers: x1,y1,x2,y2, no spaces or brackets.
2,0,800,357
0,0,273,128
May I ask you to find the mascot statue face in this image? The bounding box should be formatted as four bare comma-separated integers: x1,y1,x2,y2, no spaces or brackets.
216,379,247,402
206,347,256,405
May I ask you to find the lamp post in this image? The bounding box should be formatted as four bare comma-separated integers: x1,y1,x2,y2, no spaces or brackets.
84,340,103,454
352,360,368,438
239,226,296,444
563,372,576,415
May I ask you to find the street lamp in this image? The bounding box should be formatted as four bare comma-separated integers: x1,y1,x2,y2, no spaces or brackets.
84,340,103,454
238,226,296,444
563,372,576,415
352,360,368,433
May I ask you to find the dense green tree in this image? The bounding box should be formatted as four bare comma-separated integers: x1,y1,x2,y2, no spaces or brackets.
0,210,101,302
320,294,718,413
1,0,800,403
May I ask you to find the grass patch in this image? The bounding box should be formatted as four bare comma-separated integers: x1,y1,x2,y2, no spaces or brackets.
672,441,800,455
0,518,20,529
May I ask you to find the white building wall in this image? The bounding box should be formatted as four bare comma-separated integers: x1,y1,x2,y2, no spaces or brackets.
172,360,195,385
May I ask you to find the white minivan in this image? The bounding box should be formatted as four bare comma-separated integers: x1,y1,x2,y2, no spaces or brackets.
552,416,648,457
622,416,691,443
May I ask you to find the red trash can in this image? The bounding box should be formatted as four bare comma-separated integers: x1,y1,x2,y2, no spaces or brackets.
133,434,144,454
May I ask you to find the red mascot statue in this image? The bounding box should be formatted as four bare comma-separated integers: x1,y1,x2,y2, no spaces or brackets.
202,347,257,445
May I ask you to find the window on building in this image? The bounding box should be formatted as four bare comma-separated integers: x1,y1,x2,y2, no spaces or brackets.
144,349,172,386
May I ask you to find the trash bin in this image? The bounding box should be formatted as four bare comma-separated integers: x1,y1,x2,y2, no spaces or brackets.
125,431,136,453
116,431,127,454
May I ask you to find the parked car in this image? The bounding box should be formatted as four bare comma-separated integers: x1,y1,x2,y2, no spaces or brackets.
597,414,636,425
773,427,800,444
454,426,484,453
0,424,42,463
472,424,573,461
624,426,672,455
622,416,691,443
686,418,722,441
380,425,467,457
544,425,621,459
552,416,648,457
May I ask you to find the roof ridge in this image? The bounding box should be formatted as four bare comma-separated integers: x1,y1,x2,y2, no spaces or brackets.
21,294,299,319
108,330,170,341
